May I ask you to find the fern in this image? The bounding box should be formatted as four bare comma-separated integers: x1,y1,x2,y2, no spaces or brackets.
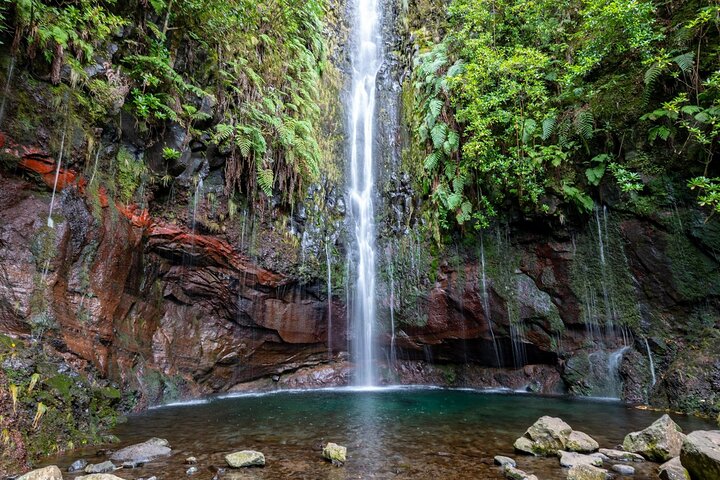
431,122,448,149
673,52,694,74
574,110,594,140
541,116,556,141
429,98,444,119
257,166,274,196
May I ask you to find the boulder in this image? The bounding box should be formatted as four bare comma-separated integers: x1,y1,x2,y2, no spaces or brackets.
567,464,609,480
494,455,517,467
225,450,265,468
622,414,685,462
84,461,116,474
612,464,635,475
68,460,88,472
567,431,599,453
514,416,573,456
559,451,604,468
110,438,172,464
321,442,347,465
503,465,538,480
18,466,63,480
659,457,690,480
680,430,720,480
598,448,644,462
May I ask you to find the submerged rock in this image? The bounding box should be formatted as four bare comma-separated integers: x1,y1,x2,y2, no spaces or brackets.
84,461,116,474
322,442,347,465
18,466,64,480
110,438,172,464
680,430,720,479
68,459,88,472
514,416,573,455
611,464,635,475
622,414,685,462
503,465,538,480
76,475,127,480
567,464,609,480
558,451,604,468
567,431,599,453
597,448,644,462
225,450,265,468
494,455,517,467
658,456,690,480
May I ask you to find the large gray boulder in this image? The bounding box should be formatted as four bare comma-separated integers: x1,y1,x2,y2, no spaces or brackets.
18,466,63,480
110,437,171,464
225,450,265,468
659,457,690,480
559,451,604,468
514,416,573,455
567,431,599,453
622,414,685,462
567,464,609,480
680,430,720,480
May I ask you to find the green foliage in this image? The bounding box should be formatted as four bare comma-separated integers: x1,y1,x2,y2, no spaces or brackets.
405,0,719,234
116,147,147,203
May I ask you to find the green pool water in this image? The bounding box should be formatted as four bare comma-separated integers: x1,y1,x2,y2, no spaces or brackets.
49,387,714,479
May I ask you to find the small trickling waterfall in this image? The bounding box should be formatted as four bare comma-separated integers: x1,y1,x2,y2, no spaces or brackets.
479,235,502,367
587,346,629,398
0,56,15,128
326,239,333,359
387,244,397,366
348,0,381,386
644,337,657,387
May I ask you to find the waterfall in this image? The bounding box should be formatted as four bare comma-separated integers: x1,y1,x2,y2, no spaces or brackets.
348,0,381,386
644,337,657,387
326,239,333,359
388,244,397,366
480,235,502,367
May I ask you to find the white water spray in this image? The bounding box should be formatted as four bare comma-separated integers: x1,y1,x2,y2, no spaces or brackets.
348,0,381,386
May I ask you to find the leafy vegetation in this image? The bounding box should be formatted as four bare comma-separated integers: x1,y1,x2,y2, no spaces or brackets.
2,0,328,207
405,0,720,232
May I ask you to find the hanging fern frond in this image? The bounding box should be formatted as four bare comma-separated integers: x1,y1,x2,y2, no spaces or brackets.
257,166,274,196
673,52,694,74
541,116,556,141
574,110,594,140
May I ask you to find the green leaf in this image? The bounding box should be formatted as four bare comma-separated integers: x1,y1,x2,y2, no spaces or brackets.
585,164,606,186
431,123,448,149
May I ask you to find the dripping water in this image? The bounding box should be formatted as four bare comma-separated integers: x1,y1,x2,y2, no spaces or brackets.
480,235,502,367
644,337,657,388
326,239,333,360
0,56,15,128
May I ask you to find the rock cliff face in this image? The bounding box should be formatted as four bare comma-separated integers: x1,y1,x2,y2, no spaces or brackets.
2,132,718,421
0,142,347,406
0,0,718,426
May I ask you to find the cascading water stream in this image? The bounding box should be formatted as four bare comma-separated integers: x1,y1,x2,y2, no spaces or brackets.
348,0,381,386
326,239,333,359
